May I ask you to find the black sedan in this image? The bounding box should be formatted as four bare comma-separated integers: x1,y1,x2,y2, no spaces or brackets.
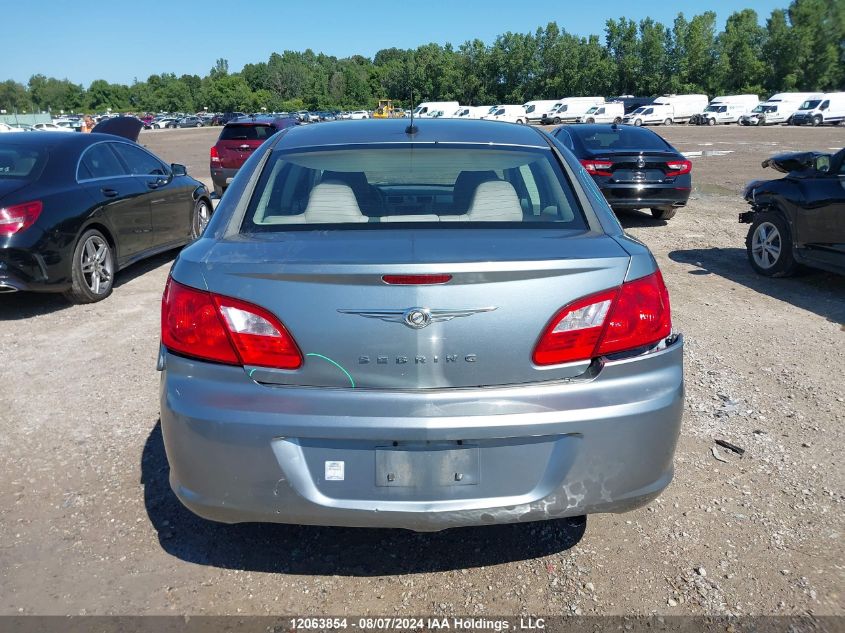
0,118,213,303
740,149,845,277
548,124,691,221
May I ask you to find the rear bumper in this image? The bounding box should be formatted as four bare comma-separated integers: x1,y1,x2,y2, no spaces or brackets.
0,245,70,293
159,336,684,531
599,184,690,210
210,167,238,190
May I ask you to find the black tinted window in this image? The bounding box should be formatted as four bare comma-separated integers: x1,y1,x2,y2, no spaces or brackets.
78,143,126,180
569,126,671,151
111,143,168,176
0,146,46,179
219,124,276,141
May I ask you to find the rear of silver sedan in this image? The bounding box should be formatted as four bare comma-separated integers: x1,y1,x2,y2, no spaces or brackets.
158,120,683,531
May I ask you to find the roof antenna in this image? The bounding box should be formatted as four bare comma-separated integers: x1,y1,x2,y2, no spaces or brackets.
405,66,417,135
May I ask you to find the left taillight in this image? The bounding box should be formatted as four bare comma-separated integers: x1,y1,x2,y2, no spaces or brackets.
161,277,302,369
210,146,220,163
579,159,614,177
0,200,43,236
533,271,672,366
666,159,692,175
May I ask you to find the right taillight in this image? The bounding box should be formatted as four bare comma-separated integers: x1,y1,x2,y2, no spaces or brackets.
0,200,43,236
210,146,220,163
665,159,692,175
161,278,302,369
533,271,671,366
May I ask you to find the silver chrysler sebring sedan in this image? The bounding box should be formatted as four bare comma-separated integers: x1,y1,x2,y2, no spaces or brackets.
158,118,684,532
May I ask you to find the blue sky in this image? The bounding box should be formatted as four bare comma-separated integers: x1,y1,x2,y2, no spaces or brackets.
2,0,787,87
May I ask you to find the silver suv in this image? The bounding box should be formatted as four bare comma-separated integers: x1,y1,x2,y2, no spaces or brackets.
158,119,684,532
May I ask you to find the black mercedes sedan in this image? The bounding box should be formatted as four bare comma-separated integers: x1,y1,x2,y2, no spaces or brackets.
548,124,691,221
0,120,213,303
740,149,845,277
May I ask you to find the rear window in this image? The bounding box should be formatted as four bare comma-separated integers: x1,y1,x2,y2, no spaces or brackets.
569,126,671,151
0,145,46,179
241,144,587,231
220,124,276,141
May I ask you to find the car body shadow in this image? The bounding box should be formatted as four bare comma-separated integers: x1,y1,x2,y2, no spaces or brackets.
669,247,845,325
615,209,668,228
142,421,586,575
0,249,179,320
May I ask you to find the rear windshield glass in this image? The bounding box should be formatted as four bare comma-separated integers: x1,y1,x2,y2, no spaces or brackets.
220,124,276,141
570,127,671,151
0,145,46,179
240,144,587,231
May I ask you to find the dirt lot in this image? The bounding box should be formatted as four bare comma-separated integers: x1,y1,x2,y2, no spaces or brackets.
1,123,843,617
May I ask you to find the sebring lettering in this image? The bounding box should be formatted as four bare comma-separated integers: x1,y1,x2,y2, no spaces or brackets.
358,354,477,365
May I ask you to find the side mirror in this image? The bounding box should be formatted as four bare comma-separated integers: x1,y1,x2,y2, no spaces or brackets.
171,163,187,177
814,155,831,174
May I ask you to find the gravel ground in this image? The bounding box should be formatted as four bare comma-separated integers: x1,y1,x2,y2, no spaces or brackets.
0,123,843,617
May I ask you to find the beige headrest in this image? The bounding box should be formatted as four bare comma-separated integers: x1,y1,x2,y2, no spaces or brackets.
467,180,523,221
303,181,368,223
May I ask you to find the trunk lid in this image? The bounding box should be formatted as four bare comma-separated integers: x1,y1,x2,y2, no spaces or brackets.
196,229,632,389
590,150,682,183
215,124,275,169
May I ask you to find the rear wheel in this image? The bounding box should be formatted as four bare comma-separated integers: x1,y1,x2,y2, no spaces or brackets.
650,207,677,221
64,229,115,303
663,118,672,126
516,118,524,124
613,117,622,124
745,211,798,277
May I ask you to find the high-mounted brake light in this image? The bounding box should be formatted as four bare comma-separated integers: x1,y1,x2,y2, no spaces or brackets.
665,160,692,175
0,200,43,236
533,271,671,365
161,278,302,369
579,159,614,177
382,274,452,285
210,146,220,163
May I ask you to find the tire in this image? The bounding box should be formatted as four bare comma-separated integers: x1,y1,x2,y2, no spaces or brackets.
745,211,798,277
196,122,202,128
663,118,672,126
553,117,561,124
633,118,642,127
707,117,715,126
586,117,595,124
516,119,524,124
811,115,822,127
613,117,621,124
63,229,115,303
650,207,677,221
191,198,212,239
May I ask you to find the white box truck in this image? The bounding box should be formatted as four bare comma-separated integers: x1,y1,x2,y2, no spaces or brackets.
483,104,528,124
790,93,845,126
540,97,605,124
454,106,493,119
621,103,675,126
413,101,460,118
651,94,709,123
576,102,624,124
740,93,822,126
524,100,564,124
695,94,760,125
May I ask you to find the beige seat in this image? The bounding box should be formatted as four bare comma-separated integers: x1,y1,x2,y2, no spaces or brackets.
303,181,368,223
466,180,524,221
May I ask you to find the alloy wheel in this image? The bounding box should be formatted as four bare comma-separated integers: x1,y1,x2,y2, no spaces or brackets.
750,221,782,270
80,235,113,295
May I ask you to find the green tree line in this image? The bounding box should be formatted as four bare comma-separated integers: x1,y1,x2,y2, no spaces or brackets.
1,0,842,114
